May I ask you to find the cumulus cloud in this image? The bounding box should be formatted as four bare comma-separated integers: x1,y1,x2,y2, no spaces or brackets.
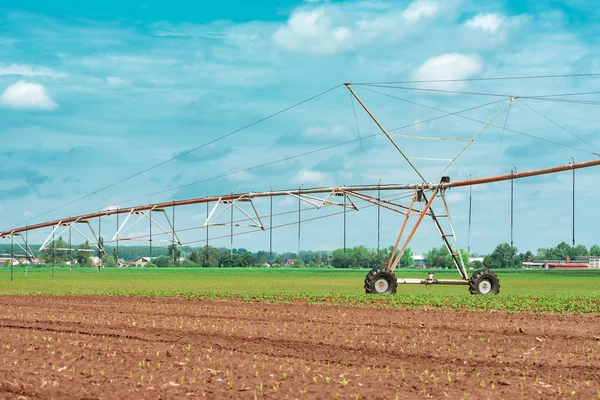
294,169,328,184
413,53,483,88
0,81,58,110
402,0,438,23
0,64,67,78
273,1,441,55
465,13,505,32
105,76,127,86
273,8,353,55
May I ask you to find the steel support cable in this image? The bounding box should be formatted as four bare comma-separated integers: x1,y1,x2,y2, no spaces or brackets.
360,87,600,157
66,100,503,216
349,72,600,85
7,84,343,231
351,83,600,101
497,100,513,155
516,99,600,153
9,99,509,228
349,90,364,153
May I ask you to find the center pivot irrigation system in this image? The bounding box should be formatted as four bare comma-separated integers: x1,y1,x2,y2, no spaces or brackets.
1,82,600,295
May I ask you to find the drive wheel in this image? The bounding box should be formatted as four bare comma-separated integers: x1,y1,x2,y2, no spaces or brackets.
364,267,398,294
469,269,500,295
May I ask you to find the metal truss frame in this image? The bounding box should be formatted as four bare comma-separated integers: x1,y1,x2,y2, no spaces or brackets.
113,207,181,245
39,218,105,254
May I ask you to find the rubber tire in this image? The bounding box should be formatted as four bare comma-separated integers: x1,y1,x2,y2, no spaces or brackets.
469,268,500,295
364,267,398,295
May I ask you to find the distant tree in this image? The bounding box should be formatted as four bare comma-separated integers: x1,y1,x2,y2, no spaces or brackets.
591,245,600,257
189,250,200,264
101,255,117,268
75,241,91,266
40,237,69,263
198,246,222,267
571,244,589,258
220,253,243,268
155,256,172,268
425,246,452,269
399,247,414,268
240,252,256,267
519,251,534,262
168,244,182,264
484,243,521,269
445,248,469,270
181,259,199,268
331,249,351,268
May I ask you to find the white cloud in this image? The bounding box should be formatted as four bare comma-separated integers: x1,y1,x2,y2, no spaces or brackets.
402,0,439,23
294,169,328,184
0,64,67,78
413,53,483,88
273,1,441,55
465,13,505,32
273,8,353,55
0,81,58,110
105,76,127,87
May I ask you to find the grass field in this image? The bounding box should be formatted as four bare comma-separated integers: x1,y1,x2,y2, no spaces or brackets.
1,267,599,313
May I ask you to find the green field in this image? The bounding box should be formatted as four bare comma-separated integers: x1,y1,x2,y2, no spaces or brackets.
1,267,599,314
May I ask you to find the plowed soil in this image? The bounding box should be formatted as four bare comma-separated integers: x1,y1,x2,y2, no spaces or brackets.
0,295,598,399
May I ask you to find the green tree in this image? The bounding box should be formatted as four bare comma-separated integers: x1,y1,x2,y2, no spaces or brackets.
425,246,452,269
220,253,243,268
75,241,91,266
398,247,414,268
101,255,117,268
445,248,469,270
40,237,69,263
240,252,256,267
590,245,600,257
519,251,534,262
484,243,521,269
197,246,222,267
155,256,172,268
168,244,181,264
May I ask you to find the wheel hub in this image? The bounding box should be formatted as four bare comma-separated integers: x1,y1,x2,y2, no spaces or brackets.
478,278,492,294
375,278,389,293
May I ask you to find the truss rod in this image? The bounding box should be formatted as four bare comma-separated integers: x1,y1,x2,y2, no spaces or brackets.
344,83,427,183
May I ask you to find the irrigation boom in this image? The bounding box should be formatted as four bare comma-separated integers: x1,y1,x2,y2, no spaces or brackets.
1,158,598,238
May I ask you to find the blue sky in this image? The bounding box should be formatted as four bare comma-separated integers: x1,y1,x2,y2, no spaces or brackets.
1,0,599,255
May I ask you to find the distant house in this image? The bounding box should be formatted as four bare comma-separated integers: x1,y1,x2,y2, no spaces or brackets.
468,257,485,264
285,259,296,266
0,257,19,266
117,259,126,268
89,256,101,266
133,257,152,267
412,254,426,268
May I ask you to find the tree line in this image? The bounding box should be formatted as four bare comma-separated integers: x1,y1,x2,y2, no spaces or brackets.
2,238,598,269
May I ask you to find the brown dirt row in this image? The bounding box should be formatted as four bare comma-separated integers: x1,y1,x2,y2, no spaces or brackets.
0,295,598,399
